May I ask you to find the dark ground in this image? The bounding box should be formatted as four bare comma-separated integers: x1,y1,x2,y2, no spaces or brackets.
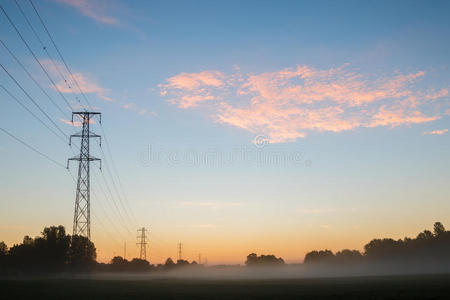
1,274,450,300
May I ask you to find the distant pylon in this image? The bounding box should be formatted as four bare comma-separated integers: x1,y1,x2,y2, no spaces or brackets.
137,227,147,260
178,242,183,261
67,111,101,239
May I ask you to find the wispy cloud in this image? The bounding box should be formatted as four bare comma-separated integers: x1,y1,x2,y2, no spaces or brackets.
60,118,95,127
160,64,449,143
423,129,448,135
54,0,119,25
40,59,114,102
159,71,225,108
122,102,156,117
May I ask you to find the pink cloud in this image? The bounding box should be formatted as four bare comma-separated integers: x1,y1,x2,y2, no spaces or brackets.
159,71,224,108
423,129,448,135
40,59,114,102
54,0,118,25
60,118,95,127
425,88,448,100
120,102,155,117
160,65,448,143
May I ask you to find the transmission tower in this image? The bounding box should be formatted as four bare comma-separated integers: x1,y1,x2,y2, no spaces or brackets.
178,242,183,261
137,227,147,260
67,112,101,239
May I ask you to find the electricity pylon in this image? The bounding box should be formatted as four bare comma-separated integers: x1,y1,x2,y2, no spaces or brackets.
137,227,147,260
178,242,183,261
67,111,101,239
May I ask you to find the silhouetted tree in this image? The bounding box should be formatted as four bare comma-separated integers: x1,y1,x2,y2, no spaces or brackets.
304,250,335,264
0,241,7,271
68,235,96,270
335,249,363,264
176,259,190,266
434,222,445,237
0,242,7,257
37,226,70,271
129,258,151,271
110,256,128,271
245,253,285,266
164,257,175,270
165,257,175,266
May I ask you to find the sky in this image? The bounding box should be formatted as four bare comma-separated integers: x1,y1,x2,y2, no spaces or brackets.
0,0,449,264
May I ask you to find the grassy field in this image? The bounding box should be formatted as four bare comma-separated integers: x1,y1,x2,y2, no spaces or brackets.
1,274,450,299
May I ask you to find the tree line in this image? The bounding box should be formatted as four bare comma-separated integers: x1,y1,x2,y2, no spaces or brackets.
1,222,450,274
302,222,450,266
0,226,96,275
245,222,450,269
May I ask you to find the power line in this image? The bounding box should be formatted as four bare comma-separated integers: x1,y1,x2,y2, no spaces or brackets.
92,187,127,241
67,147,129,250
13,0,73,99
0,39,69,119
97,143,138,229
0,83,67,144
28,0,93,111
97,168,134,235
98,133,139,225
28,0,139,229
0,127,66,168
91,171,131,235
4,0,138,250
0,3,74,112
0,63,69,139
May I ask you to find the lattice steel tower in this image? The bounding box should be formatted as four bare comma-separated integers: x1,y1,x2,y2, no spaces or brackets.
67,111,101,239
137,227,148,260
178,242,183,261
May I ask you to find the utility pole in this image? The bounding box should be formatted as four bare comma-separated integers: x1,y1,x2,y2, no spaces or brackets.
137,227,147,260
67,111,101,239
178,242,183,261
198,253,202,264
124,241,126,260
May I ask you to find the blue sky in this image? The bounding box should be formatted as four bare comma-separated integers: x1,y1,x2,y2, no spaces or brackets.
0,0,449,263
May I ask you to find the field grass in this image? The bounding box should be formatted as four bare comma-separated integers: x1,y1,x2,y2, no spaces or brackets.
1,274,450,299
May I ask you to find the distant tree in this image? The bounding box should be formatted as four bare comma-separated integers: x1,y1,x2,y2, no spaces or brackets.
0,241,7,256
110,256,128,271
129,258,151,271
164,257,175,270
165,257,175,266
417,230,434,240
434,222,445,237
68,235,96,269
176,259,190,266
335,249,363,264
364,238,401,259
22,236,33,246
245,253,285,266
246,253,258,265
111,256,127,265
304,250,335,264
0,241,7,270
38,226,70,270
